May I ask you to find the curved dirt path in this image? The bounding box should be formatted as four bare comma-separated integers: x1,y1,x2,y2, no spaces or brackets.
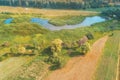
45,36,108,80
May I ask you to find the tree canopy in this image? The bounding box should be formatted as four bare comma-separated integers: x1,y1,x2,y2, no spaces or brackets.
0,0,120,9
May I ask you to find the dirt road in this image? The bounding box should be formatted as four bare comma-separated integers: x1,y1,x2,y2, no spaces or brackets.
44,36,108,80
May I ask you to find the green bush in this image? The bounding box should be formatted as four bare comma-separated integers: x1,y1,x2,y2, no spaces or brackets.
79,42,91,55
0,54,9,61
51,39,63,53
10,46,19,56
86,32,94,40
48,56,66,70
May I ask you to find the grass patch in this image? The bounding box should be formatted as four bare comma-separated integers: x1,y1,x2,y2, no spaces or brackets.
3,57,49,80
93,31,120,80
0,56,34,80
48,16,85,26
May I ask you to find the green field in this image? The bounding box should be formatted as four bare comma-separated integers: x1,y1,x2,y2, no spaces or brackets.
93,31,120,80
48,16,85,26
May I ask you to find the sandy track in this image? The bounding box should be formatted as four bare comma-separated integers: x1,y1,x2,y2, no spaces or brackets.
44,36,108,80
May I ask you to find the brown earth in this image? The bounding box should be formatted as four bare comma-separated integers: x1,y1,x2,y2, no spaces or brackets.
44,36,108,80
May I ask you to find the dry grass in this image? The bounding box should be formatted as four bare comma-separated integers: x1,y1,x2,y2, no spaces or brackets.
0,56,33,80
0,6,98,17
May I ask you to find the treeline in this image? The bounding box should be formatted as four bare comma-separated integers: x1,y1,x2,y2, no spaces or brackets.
0,0,120,9
101,8,120,20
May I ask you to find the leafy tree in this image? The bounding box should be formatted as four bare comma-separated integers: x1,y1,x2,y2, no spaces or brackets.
101,9,120,20
51,39,63,54
79,42,91,54
86,32,94,40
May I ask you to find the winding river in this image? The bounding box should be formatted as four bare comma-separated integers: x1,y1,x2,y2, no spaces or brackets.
4,16,106,31
31,16,106,30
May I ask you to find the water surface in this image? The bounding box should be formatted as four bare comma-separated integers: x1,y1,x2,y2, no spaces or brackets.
4,18,13,24
31,16,106,31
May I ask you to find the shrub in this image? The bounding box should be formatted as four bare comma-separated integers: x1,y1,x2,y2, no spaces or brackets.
33,34,46,50
51,39,63,53
48,56,66,70
62,41,72,49
10,45,26,55
86,32,94,40
10,46,19,56
0,54,9,61
79,42,91,55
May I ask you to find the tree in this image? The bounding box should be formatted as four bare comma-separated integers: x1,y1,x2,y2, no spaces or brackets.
79,42,91,54
0,0,120,9
51,39,63,56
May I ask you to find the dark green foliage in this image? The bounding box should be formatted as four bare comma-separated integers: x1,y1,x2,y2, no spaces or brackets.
79,42,90,54
1,12,13,15
0,0,119,9
10,46,19,56
101,9,120,20
86,32,94,40
0,53,9,61
48,56,66,70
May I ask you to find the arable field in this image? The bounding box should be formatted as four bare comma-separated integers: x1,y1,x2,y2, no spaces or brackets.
93,31,120,80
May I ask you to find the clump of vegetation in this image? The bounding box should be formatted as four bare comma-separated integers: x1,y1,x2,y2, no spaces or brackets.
0,54,9,61
101,9,120,20
46,39,66,70
10,45,26,56
86,32,94,40
79,42,91,54
32,34,46,51
51,39,63,55
47,55,66,70
49,16,85,26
